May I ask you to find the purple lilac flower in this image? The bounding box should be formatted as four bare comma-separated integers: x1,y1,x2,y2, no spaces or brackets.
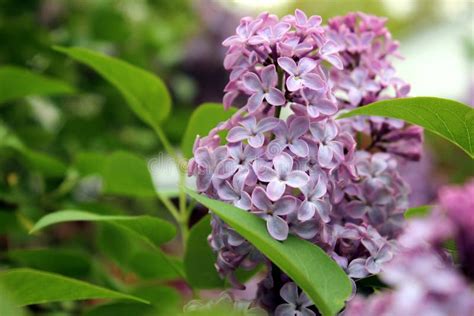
275,282,315,316
227,116,280,148
188,10,419,314
242,65,286,112
254,152,309,201
251,186,297,240
439,179,474,281
327,12,423,162
266,116,309,158
345,182,474,315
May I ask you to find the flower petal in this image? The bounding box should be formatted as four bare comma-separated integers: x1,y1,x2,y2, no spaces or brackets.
261,64,278,88
289,139,309,157
274,196,297,216
273,152,293,176
242,72,263,92
277,57,298,75
267,215,289,241
267,180,286,201
298,57,317,74
227,126,250,143
215,158,239,179
248,133,265,148
251,186,272,211
318,144,334,167
286,170,309,188
280,282,298,304
256,117,281,133
286,75,302,92
298,201,315,221
246,91,265,113
265,88,286,106
302,73,325,90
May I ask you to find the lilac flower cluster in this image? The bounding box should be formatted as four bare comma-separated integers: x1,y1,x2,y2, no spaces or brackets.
327,12,423,161
188,10,414,314
345,180,474,316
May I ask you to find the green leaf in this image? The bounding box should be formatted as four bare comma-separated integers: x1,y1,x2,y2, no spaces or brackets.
187,190,352,316
7,249,91,278
54,46,171,127
337,97,474,158
30,210,176,247
184,214,224,288
84,285,180,316
102,151,156,198
181,103,237,158
0,283,28,316
0,66,75,105
404,205,433,219
0,269,148,306
128,251,184,281
75,152,107,175
0,124,67,177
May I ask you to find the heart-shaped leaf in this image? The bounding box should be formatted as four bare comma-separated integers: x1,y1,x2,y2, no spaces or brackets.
0,66,75,105
186,190,352,316
338,97,474,158
0,269,148,306
181,103,237,158
55,46,171,128
30,210,176,247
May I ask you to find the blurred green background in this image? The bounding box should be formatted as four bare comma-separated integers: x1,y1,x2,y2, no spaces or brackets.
0,0,472,314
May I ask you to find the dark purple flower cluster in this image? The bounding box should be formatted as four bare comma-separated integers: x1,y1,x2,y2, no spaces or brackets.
188,10,415,314
345,180,474,316
327,12,423,161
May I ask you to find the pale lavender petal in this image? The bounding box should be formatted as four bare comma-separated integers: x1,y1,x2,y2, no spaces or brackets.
286,76,302,92
256,117,281,133
348,258,369,278
289,139,309,157
242,72,263,92
294,9,308,26
293,221,317,239
365,257,381,274
236,191,252,210
348,87,362,106
194,148,212,168
277,57,298,75
254,165,277,182
312,177,327,198
309,122,325,140
289,116,309,139
323,54,343,70
346,201,368,218
266,139,285,158
274,196,297,216
273,153,293,176
307,105,320,118
267,180,286,201
298,57,317,74
267,215,289,241
275,304,295,316
265,88,286,106
273,22,291,37
260,64,278,88
246,91,265,113
314,200,331,223
318,144,334,167
298,201,315,221
302,73,325,90
223,91,238,110
316,99,338,115
227,126,250,143
286,170,309,188
217,181,239,201
196,172,212,191
248,133,265,148
251,186,272,211
240,116,257,130
215,159,239,179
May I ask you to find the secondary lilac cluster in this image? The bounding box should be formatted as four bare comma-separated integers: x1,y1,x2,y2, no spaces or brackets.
188,10,413,314
327,12,423,161
345,180,474,316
